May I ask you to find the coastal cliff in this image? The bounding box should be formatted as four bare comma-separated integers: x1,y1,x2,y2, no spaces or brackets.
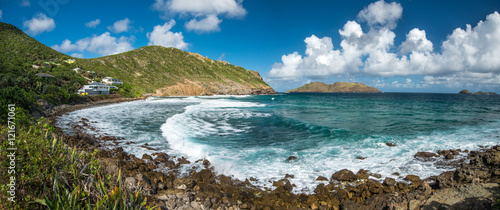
287,82,382,93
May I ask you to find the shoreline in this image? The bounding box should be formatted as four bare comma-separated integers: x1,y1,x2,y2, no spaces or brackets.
49,95,500,209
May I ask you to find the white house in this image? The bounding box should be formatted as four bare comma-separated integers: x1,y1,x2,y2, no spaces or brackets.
102,77,123,85
73,67,81,73
77,82,111,95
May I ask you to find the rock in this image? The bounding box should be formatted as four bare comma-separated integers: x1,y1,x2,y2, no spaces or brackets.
142,154,153,161
314,183,328,195
356,169,370,180
436,171,455,189
409,199,423,210
287,156,298,162
386,142,396,147
383,177,396,187
310,202,319,210
316,176,329,181
356,156,366,160
445,153,455,159
371,173,382,179
191,201,202,209
177,157,191,165
166,199,177,209
366,179,384,194
124,177,138,191
405,175,422,183
331,169,356,182
414,151,439,160
194,169,215,183
202,159,211,168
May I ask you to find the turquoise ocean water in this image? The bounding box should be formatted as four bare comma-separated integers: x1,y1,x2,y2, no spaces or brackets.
57,93,500,193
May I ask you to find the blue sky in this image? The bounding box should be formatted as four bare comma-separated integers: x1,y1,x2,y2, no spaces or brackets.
1,0,500,93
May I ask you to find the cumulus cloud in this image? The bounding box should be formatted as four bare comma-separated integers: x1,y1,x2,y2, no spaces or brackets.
70,53,84,58
87,32,134,55
147,20,188,50
23,13,55,36
152,0,246,33
52,39,89,52
268,0,500,89
85,19,101,28
51,32,134,56
357,0,402,29
185,14,222,33
108,18,132,33
400,28,433,54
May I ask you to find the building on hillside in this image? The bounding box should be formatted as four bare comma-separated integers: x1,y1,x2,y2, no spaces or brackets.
102,77,123,85
77,82,111,95
32,65,40,69
73,67,81,73
35,73,55,78
65,59,76,64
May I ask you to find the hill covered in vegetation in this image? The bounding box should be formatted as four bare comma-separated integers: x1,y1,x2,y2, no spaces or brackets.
0,22,87,122
77,46,275,96
0,21,275,121
287,82,382,93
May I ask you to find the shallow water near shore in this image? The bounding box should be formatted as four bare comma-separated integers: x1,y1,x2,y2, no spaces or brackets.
57,93,500,193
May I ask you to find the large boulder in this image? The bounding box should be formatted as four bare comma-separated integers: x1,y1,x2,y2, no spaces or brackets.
414,151,439,160
331,169,356,182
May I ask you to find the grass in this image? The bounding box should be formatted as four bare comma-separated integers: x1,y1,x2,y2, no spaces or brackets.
0,117,156,209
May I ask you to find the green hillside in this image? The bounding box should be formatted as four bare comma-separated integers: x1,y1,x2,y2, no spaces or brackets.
0,22,87,122
77,46,272,95
287,82,382,93
0,22,274,121
0,23,68,69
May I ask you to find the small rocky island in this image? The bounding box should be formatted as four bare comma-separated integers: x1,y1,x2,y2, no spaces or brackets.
287,82,382,93
459,89,497,95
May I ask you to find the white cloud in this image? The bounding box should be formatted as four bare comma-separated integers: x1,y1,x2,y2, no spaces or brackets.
23,13,55,36
70,53,84,58
357,0,402,29
268,0,500,89
152,0,246,33
108,18,132,33
400,28,433,54
269,52,303,80
423,72,500,88
51,39,89,52
147,20,188,50
20,0,30,6
87,32,134,55
85,19,101,28
437,12,500,73
51,32,134,56
185,14,222,33
0,10,3,20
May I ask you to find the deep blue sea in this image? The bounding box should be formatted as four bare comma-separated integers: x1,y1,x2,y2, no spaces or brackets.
57,93,500,193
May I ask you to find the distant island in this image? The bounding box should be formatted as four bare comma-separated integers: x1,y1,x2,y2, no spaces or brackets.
459,89,497,95
287,82,382,93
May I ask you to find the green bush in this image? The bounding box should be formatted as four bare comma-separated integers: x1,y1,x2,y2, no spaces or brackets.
0,118,155,209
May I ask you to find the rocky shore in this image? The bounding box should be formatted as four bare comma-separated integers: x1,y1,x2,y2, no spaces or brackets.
50,98,500,210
